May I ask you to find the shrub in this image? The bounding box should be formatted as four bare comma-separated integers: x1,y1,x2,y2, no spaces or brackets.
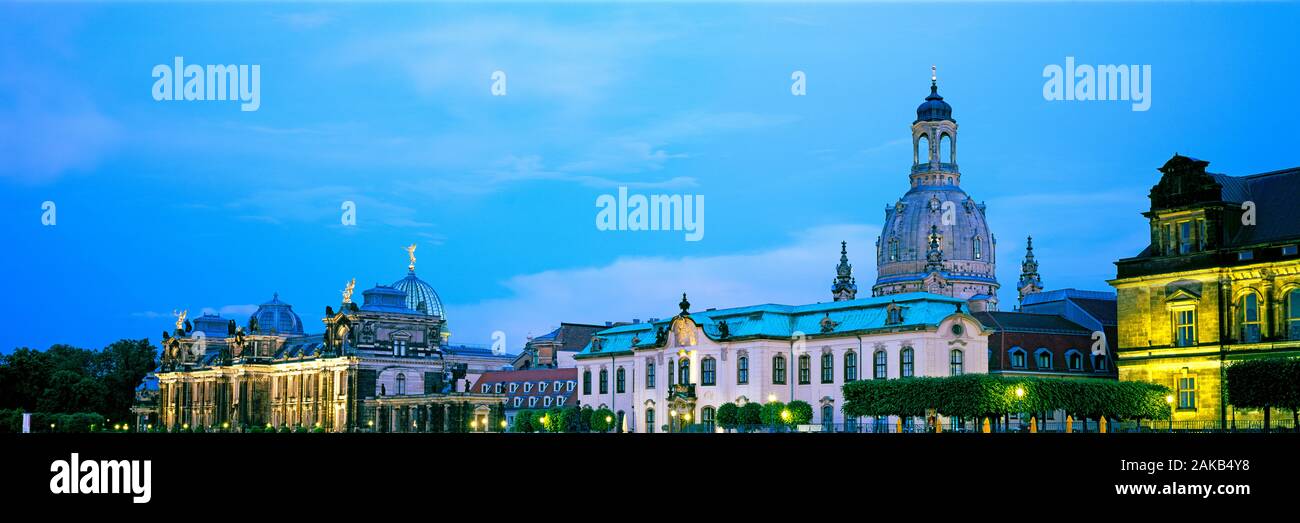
590,408,615,432
716,402,740,432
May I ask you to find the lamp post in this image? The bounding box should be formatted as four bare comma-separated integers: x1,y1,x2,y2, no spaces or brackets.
1009,385,1025,433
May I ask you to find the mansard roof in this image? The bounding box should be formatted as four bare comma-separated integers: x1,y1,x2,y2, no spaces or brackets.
575,292,970,358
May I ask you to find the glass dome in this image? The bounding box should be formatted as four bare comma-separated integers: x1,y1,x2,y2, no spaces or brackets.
392,270,445,318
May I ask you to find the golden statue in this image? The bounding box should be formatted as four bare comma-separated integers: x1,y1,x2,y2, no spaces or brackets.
173,309,188,330
342,278,356,303
405,243,418,271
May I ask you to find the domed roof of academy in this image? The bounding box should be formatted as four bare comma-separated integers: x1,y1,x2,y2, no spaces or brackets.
873,69,1000,309
249,293,305,335
392,269,445,318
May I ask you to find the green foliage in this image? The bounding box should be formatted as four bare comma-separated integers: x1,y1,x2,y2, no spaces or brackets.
579,405,593,432
716,402,740,431
512,410,536,433
0,339,157,422
738,402,762,428
759,401,786,427
0,410,107,433
1227,358,1300,413
786,400,813,426
590,407,615,432
843,375,1171,421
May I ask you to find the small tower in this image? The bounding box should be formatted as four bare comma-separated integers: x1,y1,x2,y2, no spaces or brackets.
910,65,960,189
832,241,858,301
1017,235,1044,307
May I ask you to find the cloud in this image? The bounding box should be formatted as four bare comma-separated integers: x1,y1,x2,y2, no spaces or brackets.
332,17,668,104
447,223,879,348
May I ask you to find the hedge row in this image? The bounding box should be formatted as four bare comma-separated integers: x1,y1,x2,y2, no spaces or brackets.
842,375,1171,421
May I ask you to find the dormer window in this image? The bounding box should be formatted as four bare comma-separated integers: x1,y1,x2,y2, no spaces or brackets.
1238,250,1254,261
509,383,518,393
481,384,490,393
524,383,533,393
539,382,548,393
885,303,904,325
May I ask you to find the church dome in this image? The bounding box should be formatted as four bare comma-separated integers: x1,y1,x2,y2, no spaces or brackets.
250,293,304,335
392,270,445,318
875,186,997,297
915,83,953,123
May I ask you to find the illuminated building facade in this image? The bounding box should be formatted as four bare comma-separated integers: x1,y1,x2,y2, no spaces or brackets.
144,257,511,432
1110,155,1300,426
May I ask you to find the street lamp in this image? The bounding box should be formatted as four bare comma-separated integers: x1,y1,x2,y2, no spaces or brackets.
767,393,777,403
781,409,792,430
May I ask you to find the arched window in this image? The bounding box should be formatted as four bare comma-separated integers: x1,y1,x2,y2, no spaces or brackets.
1009,347,1026,369
678,357,691,385
1289,289,1300,340
582,369,592,395
949,349,964,376
1238,292,1262,343
798,354,811,384
772,355,787,385
844,351,858,381
646,362,656,389
822,404,835,432
1094,354,1108,371
873,350,887,379
646,408,655,433
1067,350,1083,371
702,406,716,432
900,348,914,378
889,238,899,261
599,369,608,394
396,373,406,395
737,356,749,384
701,357,717,386
973,236,982,259
939,133,953,164
821,352,834,384
1035,349,1052,370
916,134,931,164
616,367,626,393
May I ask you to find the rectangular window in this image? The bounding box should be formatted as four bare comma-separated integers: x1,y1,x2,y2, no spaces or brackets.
1179,221,1192,254
1178,377,1197,410
844,352,857,381
737,357,749,384
900,349,914,378
1174,309,1197,347
1238,250,1254,261
702,358,716,386
821,353,834,384
798,356,811,385
1162,223,1173,255
646,362,656,389
1284,245,1298,256
773,357,787,385
874,351,887,380
1198,219,1208,251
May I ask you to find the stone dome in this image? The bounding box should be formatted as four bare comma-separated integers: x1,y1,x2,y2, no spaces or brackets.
250,293,304,335
915,83,953,123
874,186,998,300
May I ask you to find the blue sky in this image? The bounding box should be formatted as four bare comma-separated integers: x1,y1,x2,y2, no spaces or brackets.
2,2,1297,354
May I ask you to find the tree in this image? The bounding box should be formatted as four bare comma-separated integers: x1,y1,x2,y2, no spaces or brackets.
786,400,813,427
590,407,615,432
738,402,763,431
512,410,536,433
759,401,786,429
1226,358,1299,432
716,402,740,432
579,405,593,432
559,406,581,433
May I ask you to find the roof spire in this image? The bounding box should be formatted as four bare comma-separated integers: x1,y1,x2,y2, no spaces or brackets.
832,241,857,301
1018,235,1043,307
931,64,937,86
679,292,691,315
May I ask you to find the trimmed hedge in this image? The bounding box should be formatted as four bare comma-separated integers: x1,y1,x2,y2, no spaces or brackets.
1226,358,1300,430
842,375,1170,421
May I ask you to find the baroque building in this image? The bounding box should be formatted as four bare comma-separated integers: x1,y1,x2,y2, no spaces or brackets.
143,251,511,432
874,70,999,311
573,292,988,433
1110,155,1300,426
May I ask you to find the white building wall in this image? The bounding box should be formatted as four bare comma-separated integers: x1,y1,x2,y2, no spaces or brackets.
575,314,988,433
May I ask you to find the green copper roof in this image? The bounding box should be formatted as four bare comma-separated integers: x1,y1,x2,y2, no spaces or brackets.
575,292,969,359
